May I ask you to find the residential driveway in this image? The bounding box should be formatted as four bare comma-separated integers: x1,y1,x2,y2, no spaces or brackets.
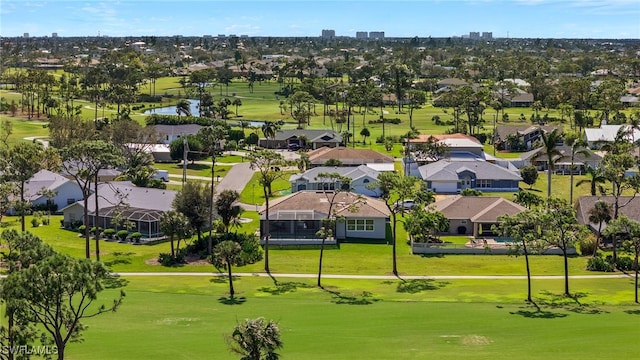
216,162,254,193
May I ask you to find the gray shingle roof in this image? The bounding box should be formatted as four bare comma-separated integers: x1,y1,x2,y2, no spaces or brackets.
61,182,176,213
273,129,342,143
290,165,381,183
418,159,522,181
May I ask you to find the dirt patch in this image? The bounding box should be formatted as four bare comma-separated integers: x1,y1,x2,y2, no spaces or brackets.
462,335,492,346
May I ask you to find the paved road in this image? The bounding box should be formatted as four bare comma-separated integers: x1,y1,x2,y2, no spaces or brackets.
216,162,254,193
112,272,633,280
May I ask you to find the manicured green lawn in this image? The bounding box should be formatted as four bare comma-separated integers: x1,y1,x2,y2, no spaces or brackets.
153,162,232,178
238,171,295,205
68,275,640,360
1,215,621,277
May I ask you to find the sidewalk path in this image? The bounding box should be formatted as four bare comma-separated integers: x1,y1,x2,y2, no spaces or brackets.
112,272,633,280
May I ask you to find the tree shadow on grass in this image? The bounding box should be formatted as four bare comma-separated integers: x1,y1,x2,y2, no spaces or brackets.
395,279,450,294
103,251,134,267
624,309,640,315
103,274,130,289
510,291,608,318
209,276,238,285
536,291,609,315
259,281,314,295
320,286,380,305
509,301,568,319
218,296,247,305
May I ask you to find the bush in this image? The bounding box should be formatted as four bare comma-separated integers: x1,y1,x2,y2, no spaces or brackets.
117,230,129,242
613,256,634,271
586,254,614,272
145,114,214,126
31,218,40,227
472,133,488,144
578,235,597,256
78,225,86,233
158,251,186,266
131,232,142,243
103,228,116,240
41,217,50,226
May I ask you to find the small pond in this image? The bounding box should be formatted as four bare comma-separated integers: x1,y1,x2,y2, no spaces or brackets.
145,99,264,127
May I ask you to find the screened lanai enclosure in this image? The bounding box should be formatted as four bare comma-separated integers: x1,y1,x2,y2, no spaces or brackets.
88,206,165,239
260,210,336,245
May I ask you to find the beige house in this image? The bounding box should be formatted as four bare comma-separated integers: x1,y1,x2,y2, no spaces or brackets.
432,196,526,236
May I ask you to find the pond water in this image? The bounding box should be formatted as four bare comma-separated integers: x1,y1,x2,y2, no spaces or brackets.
144,99,264,127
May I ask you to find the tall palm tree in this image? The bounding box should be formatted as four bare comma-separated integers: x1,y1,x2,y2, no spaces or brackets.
159,210,191,261
539,128,563,198
588,201,612,256
261,121,278,149
211,240,242,298
576,165,607,196
566,135,590,206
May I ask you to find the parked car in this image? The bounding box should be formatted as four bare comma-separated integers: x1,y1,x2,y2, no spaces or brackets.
287,143,301,151
394,199,416,211
152,170,169,182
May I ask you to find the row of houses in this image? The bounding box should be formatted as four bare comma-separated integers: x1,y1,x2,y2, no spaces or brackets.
8,169,176,239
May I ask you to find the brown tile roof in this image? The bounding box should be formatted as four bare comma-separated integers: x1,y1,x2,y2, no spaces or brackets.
307,146,394,165
260,191,390,218
433,196,525,222
575,196,640,231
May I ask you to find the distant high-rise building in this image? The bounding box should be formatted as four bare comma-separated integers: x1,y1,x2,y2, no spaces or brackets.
469,32,480,40
321,29,336,39
482,32,493,40
369,31,384,39
23,32,29,39
52,32,58,38
356,31,368,39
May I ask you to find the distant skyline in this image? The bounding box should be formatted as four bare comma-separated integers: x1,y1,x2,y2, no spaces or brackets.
1,0,639,39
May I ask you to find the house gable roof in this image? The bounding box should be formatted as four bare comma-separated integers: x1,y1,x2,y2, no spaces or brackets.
260,191,390,218
60,182,176,213
291,165,381,183
433,196,525,222
418,159,522,182
308,146,393,165
273,129,342,143
24,170,73,201
575,196,640,232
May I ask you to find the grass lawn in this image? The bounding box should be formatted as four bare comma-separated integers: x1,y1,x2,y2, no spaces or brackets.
153,162,233,178
1,215,625,277
68,275,640,360
238,171,296,205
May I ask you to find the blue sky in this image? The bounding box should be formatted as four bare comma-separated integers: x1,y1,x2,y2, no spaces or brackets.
1,0,639,39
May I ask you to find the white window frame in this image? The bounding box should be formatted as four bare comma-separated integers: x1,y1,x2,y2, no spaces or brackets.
346,219,375,232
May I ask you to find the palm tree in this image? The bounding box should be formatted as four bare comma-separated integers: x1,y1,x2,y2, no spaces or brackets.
588,201,612,256
215,190,243,234
227,317,283,360
159,210,191,261
576,165,607,196
539,128,563,198
261,121,278,149
211,240,242,298
231,98,242,117
566,135,590,206
176,99,192,116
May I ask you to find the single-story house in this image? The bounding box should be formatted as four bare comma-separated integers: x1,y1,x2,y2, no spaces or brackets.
9,170,83,214
126,143,173,163
289,165,381,197
259,191,390,244
153,124,203,145
436,78,468,89
584,124,640,149
307,146,394,168
520,145,602,174
258,129,342,150
417,158,522,193
575,196,640,233
61,182,176,239
61,161,123,183
432,195,526,236
494,125,562,152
